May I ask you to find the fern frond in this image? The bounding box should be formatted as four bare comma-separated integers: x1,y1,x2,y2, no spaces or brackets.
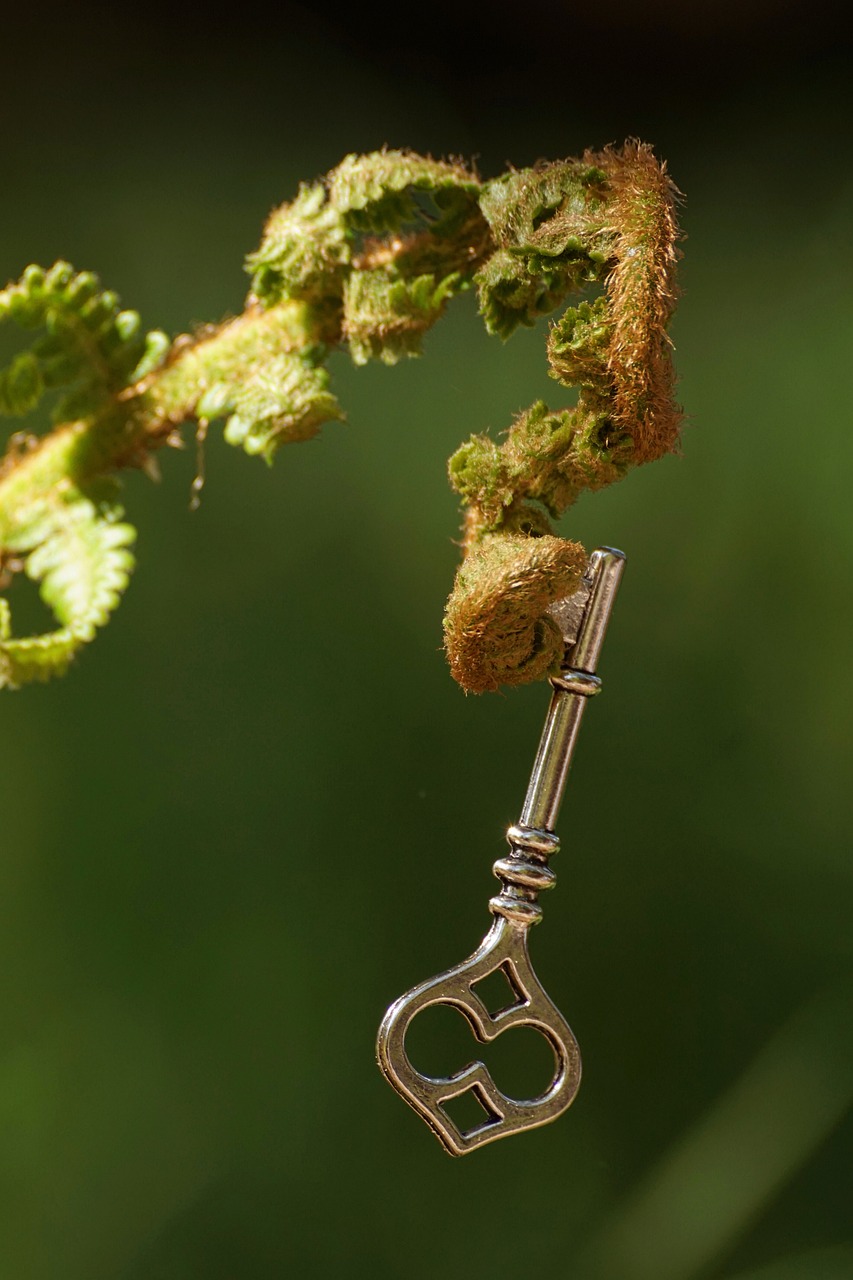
246,149,484,322
222,352,344,460
0,625,79,688
0,493,135,688
326,151,481,234
26,500,135,633
0,261,168,424
343,268,469,365
475,162,610,340
0,144,682,696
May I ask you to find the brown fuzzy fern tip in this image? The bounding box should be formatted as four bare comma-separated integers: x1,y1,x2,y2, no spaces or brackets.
445,140,682,694
592,141,682,463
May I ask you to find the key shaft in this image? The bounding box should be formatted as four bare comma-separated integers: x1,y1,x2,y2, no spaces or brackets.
491,548,625,927
522,547,625,832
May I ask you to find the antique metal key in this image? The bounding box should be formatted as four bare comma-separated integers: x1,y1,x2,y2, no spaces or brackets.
376,546,626,1155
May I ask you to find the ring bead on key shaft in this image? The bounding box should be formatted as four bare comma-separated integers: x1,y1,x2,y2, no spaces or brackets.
376,547,626,1155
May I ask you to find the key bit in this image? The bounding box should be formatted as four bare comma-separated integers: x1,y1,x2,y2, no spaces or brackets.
376,547,626,1155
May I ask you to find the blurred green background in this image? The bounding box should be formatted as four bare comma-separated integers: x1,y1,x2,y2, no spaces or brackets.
2,2,852,1276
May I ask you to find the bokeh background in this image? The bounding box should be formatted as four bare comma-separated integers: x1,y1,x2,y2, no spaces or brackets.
2,2,852,1276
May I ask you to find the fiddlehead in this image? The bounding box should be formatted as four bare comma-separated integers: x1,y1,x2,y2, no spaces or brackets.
245,150,485,372
0,261,168,421
0,143,680,693
0,492,134,687
0,263,165,686
444,142,681,691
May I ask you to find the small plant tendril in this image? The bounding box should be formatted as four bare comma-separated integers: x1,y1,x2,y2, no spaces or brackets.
0,142,681,693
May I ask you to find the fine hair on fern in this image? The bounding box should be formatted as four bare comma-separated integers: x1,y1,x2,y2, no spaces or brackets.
0,143,681,693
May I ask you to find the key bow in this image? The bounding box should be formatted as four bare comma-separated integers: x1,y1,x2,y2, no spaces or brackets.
377,914,581,1155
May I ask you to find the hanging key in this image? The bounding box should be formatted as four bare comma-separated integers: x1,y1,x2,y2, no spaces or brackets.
376,546,626,1155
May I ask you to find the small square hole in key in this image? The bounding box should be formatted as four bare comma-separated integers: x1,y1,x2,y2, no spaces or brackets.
441,1086,500,1137
472,961,527,1017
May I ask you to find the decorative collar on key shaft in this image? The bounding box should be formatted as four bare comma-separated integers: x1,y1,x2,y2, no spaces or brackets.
377,547,626,1155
